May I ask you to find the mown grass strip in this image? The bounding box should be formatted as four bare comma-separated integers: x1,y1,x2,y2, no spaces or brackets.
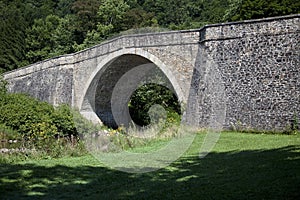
1,132,299,200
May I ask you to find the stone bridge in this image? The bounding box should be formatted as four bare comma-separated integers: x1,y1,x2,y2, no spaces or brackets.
3,14,300,131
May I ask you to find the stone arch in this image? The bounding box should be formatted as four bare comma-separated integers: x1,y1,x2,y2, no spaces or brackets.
79,48,185,127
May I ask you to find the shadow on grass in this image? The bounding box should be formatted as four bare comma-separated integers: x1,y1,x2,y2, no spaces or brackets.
1,145,300,200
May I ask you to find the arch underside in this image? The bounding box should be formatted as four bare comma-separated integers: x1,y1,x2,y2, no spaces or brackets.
81,53,184,128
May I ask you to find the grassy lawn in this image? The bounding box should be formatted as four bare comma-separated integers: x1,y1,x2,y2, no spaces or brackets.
1,132,300,200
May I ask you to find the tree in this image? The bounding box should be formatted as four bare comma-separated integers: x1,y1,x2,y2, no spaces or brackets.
122,8,156,30
232,0,300,21
74,0,130,50
128,83,181,126
0,76,7,95
148,0,191,28
23,0,58,21
72,0,102,43
52,15,77,55
204,0,231,23
25,14,76,64
223,0,242,22
56,0,76,17
25,15,61,64
1,0,299,70
97,0,130,35
0,1,27,73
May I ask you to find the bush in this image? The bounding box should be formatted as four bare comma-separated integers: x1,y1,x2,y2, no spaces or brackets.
52,104,77,137
0,89,78,140
0,76,96,161
0,123,20,140
72,109,102,136
128,83,181,126
0,76,7,95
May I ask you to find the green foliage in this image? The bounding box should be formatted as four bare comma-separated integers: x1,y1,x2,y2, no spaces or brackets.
0,137,87,162
0,75,99,158
1,0,299,71
1,93,51,135
0,76,7,95
0,1,27,72
72,109,102,136
149,0,191,28
97,0,130,28
0,90,92,159
28,122,59,141
222,0,242,21
0,124,20,140
231,0,300,21
73,29,103,51
0,91,80,139
121,8,157,30
25,14,76,63
25,15,60,63
52,15,77,55
71,0,102,43
56,0,76,17
292,113,299,131
128,83,181,126
114,26,169,37
52,104,77,136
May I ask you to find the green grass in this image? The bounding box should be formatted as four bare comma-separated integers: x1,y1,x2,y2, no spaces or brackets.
1,132,300,200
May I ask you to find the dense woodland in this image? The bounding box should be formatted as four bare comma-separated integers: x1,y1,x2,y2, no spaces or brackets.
0,0,299,73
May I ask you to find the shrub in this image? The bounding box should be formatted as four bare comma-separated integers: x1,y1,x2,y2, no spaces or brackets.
52,104,77,137
0,123,20,140
0,93,53,134
72,109,102,136
0,91,79,140
0,76,95,160
128,83,181,126
0,76,7,95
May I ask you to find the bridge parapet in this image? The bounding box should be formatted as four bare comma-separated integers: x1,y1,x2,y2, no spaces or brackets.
200,14,299,42
72,30,200,63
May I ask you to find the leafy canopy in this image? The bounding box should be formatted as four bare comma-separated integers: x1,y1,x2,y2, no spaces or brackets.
1,0,299,72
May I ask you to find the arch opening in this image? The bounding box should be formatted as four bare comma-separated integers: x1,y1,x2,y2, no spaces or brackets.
96,54,150,128
80,52,185,129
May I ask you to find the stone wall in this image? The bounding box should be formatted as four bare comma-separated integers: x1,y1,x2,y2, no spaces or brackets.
3,56,74,106
187,14,300,131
